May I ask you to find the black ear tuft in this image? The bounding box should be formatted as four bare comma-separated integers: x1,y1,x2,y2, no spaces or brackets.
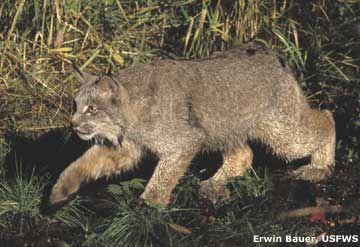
72,63,84,83
72,63,98,85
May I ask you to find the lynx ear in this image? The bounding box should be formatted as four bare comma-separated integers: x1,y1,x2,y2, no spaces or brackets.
97,76,129,103
114,82,130,105
72,64,98,85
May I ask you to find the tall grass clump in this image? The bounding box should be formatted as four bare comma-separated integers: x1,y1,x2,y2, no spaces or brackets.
85,180,188,247
0,162,91,245
0,164,44,231
229,168,272,203
0,138,10,177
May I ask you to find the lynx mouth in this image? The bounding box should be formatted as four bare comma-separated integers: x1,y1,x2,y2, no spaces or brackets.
76,129,92,136
73,125,93,136
91,134,123,147
76,132,95,141
74,128,123,146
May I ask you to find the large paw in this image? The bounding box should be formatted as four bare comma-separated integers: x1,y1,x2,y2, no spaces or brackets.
290,165,333,182
139,190,170,208
49,180,81,206
199,180,230,204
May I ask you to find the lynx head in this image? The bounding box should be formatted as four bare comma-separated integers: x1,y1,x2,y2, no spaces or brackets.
71,66,129,146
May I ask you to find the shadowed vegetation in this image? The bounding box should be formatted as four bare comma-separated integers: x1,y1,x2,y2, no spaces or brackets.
0,0,359,246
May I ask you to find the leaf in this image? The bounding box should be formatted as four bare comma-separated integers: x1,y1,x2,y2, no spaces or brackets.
112,53,124,65
107,184,123,195
128,178,146,190
310,211,327,223
168,223,192,235
48,47,73,53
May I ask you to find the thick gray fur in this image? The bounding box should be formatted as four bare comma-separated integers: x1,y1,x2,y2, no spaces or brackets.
49,44,335,206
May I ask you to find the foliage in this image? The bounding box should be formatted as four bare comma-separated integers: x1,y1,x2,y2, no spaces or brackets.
0,162,89,244
0,165,43,230
86,180,177,247
1,0,358,134
0,138,10,177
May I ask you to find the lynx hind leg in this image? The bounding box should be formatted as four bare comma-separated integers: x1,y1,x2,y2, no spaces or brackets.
200,144,253,203
291,109,336,181
258,109,335,182
50,141,141,206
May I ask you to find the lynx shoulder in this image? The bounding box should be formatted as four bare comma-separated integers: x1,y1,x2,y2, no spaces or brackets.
49,45,335,206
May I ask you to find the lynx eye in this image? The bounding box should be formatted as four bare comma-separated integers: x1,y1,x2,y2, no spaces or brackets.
86,105,97,114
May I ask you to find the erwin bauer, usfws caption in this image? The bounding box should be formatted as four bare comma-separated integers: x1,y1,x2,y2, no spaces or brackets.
253,234,359,244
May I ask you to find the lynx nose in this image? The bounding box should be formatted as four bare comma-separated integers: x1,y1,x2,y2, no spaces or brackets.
71,119,80,130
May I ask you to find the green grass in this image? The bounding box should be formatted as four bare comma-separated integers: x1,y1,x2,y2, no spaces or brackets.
0,0,359,246
1,0,358,134
0,161,91,245
83,174,272,247
0,139,9,177
78,171,324,247
0,166,43,230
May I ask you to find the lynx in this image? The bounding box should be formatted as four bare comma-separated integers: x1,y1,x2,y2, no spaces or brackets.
49,45,335,206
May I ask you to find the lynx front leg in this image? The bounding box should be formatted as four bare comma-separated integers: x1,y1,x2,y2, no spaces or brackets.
140,151,196,207
49,140,141,205
200,145,253,203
